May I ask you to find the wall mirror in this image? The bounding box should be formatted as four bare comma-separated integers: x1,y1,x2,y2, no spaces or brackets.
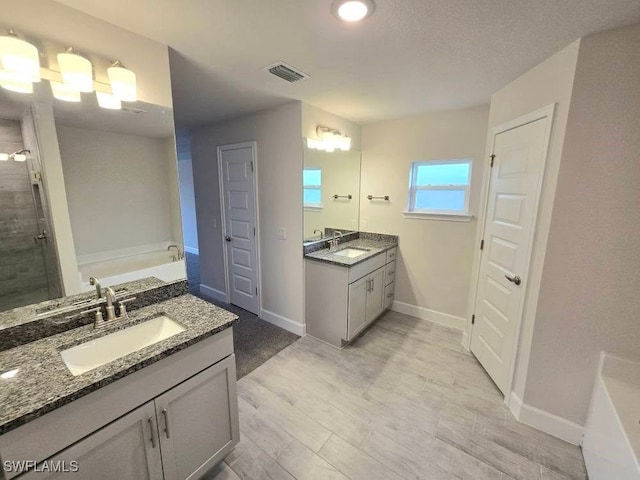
0,86,184,313
303,142,361,243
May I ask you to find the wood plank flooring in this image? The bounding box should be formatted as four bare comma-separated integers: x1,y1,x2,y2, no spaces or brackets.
207,310,587,480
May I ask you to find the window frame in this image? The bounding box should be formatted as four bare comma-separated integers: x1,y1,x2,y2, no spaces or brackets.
405,159,473,221
303,167,323,210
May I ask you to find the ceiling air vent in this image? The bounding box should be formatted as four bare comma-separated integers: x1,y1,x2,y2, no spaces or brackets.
265,62,310,83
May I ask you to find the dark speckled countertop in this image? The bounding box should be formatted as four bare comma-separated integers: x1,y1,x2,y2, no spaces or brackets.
0,294,237,435
304,234,398,267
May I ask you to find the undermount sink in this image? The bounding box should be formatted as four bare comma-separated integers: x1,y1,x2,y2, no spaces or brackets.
60,315,185,376
334,247,370,258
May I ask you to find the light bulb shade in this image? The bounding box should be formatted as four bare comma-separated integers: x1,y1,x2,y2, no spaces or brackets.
96,91,121,110
0,35,40,82
0,77,33,93
307,138,319,149
50,81,81,102
340,136,352,151
107,66,136,102
0,153,8,161
58,52,93,92
12,154,26,162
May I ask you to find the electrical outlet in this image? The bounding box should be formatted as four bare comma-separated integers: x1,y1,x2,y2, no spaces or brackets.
276,227,287,240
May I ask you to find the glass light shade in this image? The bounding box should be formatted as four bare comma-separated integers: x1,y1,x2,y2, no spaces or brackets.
340,136,352,151
0,153,8,161
0,35,40,82
12,154,26,162
96,91,121,110
337,1,369,22
0,78,33,93
306,138,319,149
50,81,81,102
107,66,136,101
58,52,93,92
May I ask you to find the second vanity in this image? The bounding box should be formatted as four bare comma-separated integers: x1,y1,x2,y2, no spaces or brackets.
305,232,398,348
0,280,239,480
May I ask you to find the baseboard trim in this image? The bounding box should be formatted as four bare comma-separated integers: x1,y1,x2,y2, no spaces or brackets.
391,301,466,331
508,393,584,445
184,246,199,255
199,284,227,303
260,309,305,337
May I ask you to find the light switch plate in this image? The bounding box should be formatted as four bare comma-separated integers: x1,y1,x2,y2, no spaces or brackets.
276,227,287,240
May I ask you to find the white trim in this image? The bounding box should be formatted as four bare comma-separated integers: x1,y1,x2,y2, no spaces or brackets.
508,393,584,445
391,301,466,330
76,241,176,266
467,103,557,402
184,246,199,255
402,211,472,222
260,309,305,336
217,142,262,315
199,284,227,303
304,205,324,212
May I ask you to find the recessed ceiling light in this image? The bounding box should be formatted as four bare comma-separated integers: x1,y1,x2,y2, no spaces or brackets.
331,0,375,23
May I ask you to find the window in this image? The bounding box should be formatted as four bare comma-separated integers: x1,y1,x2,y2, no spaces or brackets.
406,160,472,218
303,168,322,208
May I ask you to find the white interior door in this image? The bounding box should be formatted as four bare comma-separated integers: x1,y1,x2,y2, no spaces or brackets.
471,114,551,394
218,142,259,315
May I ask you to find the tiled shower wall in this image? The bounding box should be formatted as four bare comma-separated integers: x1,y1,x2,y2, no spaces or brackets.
0,118,49,311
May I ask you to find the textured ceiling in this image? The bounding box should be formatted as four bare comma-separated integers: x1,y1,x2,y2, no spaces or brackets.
55,0,640,128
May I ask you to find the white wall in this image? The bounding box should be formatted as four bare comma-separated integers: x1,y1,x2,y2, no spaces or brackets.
57,125,180,256
523,24,640,426
191,102,304,333
2,0,172,108
176,130,199,253
477,41,581,402
360,106,489,326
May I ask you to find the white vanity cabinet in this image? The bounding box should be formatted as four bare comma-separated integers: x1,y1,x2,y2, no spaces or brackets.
306,247,396,348
2,329,239,480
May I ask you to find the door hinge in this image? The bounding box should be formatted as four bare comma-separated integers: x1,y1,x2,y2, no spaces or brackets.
250,161,254,172
255,287,258,295
253,227,256,237
471,314,475,325
480,239,484,251
490,154,496,168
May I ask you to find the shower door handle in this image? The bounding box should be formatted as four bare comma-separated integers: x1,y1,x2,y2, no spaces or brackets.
34,230,49,243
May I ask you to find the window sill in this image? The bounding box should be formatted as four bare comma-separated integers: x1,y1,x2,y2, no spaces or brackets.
402,211,473,222
304,205,324,212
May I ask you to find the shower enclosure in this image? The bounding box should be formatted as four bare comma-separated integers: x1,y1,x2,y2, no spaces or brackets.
0,117,61,311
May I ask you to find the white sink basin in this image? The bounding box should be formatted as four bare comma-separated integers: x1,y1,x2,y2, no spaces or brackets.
60,316,185,376
334,247,369,258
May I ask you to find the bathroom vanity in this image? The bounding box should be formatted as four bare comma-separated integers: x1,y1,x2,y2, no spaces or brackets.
0,280,239,480
305,233,398,348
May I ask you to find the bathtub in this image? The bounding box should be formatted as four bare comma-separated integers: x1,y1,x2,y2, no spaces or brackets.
77,245,187,291
583,353,640,480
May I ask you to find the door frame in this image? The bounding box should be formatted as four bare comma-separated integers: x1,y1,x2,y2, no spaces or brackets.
217,141,262,314
466,104,556,404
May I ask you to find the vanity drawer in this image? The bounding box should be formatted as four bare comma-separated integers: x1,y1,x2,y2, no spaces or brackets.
385,248,397,264
349,253,386,283
384,282,395,310
384,260,396,286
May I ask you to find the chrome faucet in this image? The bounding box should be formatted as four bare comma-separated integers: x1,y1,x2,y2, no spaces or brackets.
329,230,343,251
313,229,324,239
168,244,184,261
89,277,102,300
104,287,117,321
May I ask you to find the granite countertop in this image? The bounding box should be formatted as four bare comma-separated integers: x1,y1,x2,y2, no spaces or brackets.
0,294,238,435
305,235,398,267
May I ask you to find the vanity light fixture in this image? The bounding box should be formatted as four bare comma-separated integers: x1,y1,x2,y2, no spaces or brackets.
0,153,9,161
58,48,94,92
331,0,375,23
107,61,137,102
9,149,30,162
307,126,352,152
0,30,41,83
50,81,81,102
0,368,19,379
96,91,122,110
0,76,34,94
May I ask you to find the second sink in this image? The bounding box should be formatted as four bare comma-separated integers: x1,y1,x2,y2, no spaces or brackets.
334,247,370,258
60,315,185,376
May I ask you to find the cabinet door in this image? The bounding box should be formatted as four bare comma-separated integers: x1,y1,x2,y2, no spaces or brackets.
347,275,368,340
20,402,162,480
365,267,385,324
156,355,239,480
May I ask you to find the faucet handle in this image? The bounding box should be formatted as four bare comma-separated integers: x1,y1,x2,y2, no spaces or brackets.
117,297,137,318
81,307,104,327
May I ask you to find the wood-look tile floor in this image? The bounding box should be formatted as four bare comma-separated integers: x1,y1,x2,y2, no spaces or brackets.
207,310,587,480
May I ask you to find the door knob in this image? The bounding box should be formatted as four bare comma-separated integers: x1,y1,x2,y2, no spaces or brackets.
505,274,522,286
225,235,232,242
